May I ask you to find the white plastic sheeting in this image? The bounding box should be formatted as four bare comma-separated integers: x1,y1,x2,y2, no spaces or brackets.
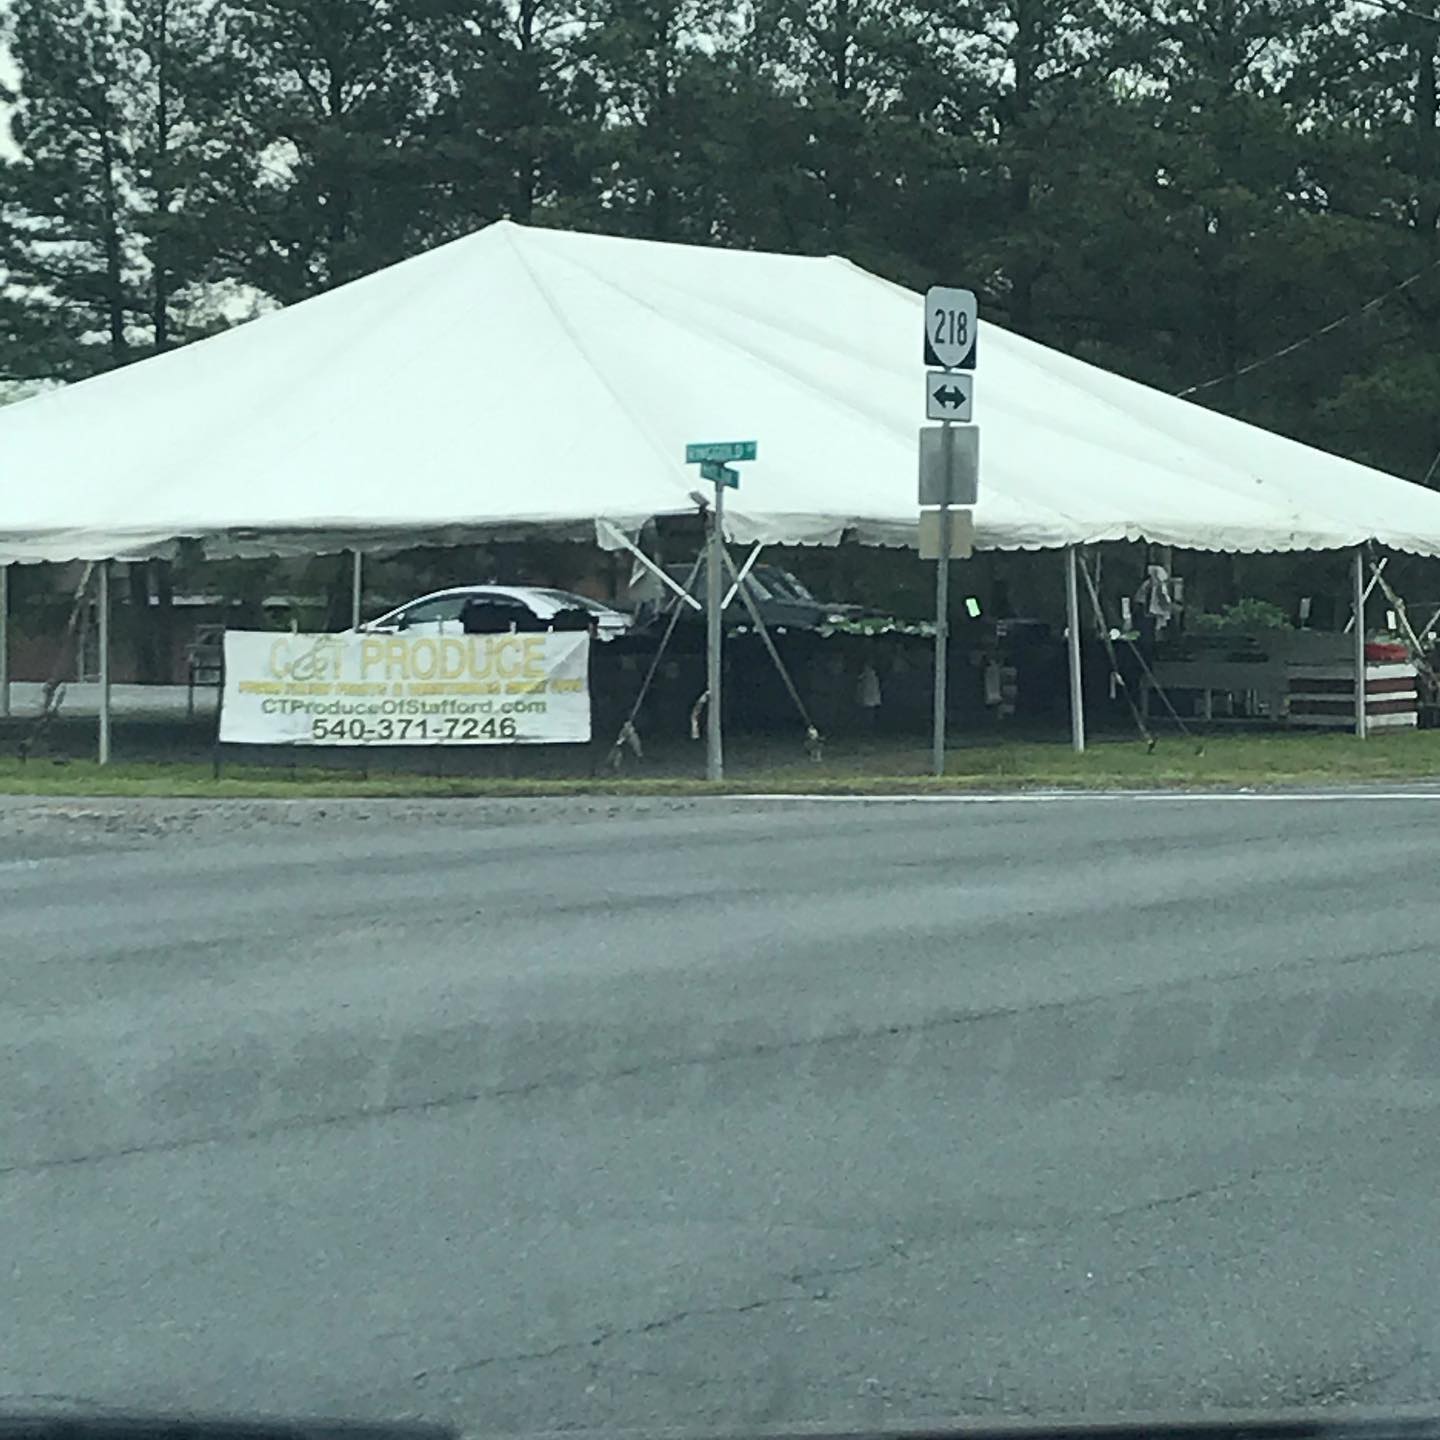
1,219,1437,563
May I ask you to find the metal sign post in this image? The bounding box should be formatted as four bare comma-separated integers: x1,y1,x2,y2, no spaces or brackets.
684,440,758,782
0,563,9,720
1065,547,1086,753
920,286,978,778
98,560,112,766
932,493,952,777
1353,547,1368,740
706,479,725,780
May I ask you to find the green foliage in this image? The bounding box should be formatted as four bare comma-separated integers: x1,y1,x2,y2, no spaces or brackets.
0,0,134,380
7,730,1440,797
0,0,1438,501
1191,597,1294,633
0,0,250,381
208,0,464,301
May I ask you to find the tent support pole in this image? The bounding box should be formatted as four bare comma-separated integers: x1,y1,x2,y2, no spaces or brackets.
931,500,952,777
1417,603,1440,649
706,484,725,782
596,520,703,611
1368,562,1437,703
350,550,363,629
1344,555,1386,633
1353,547,1368,740
1066,546,1086,754
721,543,764,610
0,563,9,720
98,561,112,766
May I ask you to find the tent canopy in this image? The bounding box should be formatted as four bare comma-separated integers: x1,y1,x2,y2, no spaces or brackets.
1,220,1437,564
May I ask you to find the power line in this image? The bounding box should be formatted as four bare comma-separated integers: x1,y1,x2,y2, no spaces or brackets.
1175,255,1440,398
1420,443,1440,485
1351,0,1440,25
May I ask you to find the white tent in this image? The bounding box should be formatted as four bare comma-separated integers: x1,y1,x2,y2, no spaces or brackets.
2,218,1439,565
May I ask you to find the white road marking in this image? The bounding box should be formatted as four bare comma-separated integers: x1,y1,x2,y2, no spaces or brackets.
738,789,1440,804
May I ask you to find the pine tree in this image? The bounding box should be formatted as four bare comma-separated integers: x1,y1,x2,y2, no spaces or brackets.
903,0,1150,338
1298,3,1440,477
427,0,603,232
0,0,250,384
742,0,953,265
571,0,737,240
0,0,247,673
0,0,136,381
1108,0,1429,474
119,0,255,351
213,0,459,302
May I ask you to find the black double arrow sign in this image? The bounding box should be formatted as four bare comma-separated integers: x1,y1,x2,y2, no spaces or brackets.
931,383,967,409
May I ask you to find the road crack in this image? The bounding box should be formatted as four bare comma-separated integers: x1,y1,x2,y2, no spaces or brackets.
4,932,1428,1182
1288,1345,1428,1406
444,1244,908,1378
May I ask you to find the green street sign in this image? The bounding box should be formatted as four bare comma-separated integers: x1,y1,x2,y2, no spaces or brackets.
700,461,740,488
686,440,757,464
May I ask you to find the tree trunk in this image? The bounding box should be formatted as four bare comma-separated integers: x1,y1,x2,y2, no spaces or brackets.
153,559,176,682
123,560,176,684
827,0,854,239
514,0,540,221
98,124,129,364
1001,0,1041,334
647,13,676,240
1414,10,1440,242
325,49,354,284
152,0,173,351
127,563,158,684
324,553,353,631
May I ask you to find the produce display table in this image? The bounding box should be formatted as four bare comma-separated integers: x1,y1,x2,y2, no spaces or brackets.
1140,632,1419,728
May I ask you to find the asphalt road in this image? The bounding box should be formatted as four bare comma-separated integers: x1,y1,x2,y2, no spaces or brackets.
3,790,1440,1434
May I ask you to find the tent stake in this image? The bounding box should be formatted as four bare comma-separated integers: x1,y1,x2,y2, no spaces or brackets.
98,561,112,766
1066,546,1086,754
1353,547,1368,739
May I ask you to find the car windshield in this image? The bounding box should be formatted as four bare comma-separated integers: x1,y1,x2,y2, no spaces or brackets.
394,594,469,625
532,588,613,614
758,569,818,603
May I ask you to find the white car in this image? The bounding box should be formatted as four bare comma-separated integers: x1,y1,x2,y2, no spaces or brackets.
357,585,631,641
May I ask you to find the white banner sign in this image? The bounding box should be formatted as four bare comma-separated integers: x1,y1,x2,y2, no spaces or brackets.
220,630,591,746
